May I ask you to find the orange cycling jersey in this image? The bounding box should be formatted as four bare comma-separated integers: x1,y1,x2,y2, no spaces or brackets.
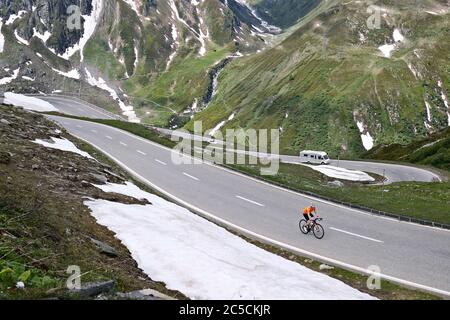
303,207,315,215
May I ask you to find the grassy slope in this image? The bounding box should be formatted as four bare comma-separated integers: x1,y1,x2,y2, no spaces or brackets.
82,0,244,127
190,0,450,157
0,106,184,299
124,44,234,126
365,127,450,171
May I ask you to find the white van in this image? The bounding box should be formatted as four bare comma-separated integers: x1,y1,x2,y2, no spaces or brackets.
300,150,331,165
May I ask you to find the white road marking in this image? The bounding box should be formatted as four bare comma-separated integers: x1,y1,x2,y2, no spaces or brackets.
137,150,146,156
330,227,384,243
236,195,265,207
91,129,98,134
119,142,127,147
155,159,167,166
76,125,83,128
106,135,113,140
183,172,200,181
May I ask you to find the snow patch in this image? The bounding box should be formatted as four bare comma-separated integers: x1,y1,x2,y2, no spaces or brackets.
33,27,52,43
33,137,93,159
86,181,374,300
407,62,419,79
425,101,432,122
0,21,5,53
378,44,395,58
4,92,58,112
209,112,236,137
133,42,139,72
378,29,405,58
437,81,450,126
305,165,375,182
5,11,27,25
123,0,140,16
22,76,35,81
424,101,433,131
51,67,80,80
356,120,374,151
393,29,404,43
233,0,281,34
14,30,29,45
169,0,208,56
0,68,20,85
84,68,140,123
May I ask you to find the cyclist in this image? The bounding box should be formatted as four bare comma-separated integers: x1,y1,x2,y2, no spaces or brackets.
302,204,317,229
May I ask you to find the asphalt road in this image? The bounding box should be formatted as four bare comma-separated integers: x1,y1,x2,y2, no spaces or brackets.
47,115,450,296
157,127,442,184
39,95,123,120
19,94,448,295
37,95,443,184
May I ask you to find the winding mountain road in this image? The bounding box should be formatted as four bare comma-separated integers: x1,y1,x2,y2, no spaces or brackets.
15,95,450,296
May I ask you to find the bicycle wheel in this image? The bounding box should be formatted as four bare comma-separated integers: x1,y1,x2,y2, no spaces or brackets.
299,220,309,234
313,223,325,239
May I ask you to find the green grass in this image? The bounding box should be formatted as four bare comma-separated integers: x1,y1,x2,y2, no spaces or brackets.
84,37,127,81
365,128,450,172
229,162,450,225
123,43,234,126
188,0,450,158
0,105,187,300
0,205,61,298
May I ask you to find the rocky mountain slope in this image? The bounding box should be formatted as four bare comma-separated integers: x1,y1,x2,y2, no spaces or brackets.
0,0,284,124
191,0,450,156
0,103,185,299
1,0,449,156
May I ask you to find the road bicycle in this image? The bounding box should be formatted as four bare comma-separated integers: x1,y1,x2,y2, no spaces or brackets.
299,216,325,239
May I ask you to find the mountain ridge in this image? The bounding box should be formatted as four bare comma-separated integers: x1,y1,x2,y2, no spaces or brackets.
1,0,449,156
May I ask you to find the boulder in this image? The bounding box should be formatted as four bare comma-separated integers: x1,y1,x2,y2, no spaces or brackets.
91,238,118,257
0,151,12,164
70,280,115,298
90,174,108,184
328,180,344,188
319,264,335,271
116,289,172,301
